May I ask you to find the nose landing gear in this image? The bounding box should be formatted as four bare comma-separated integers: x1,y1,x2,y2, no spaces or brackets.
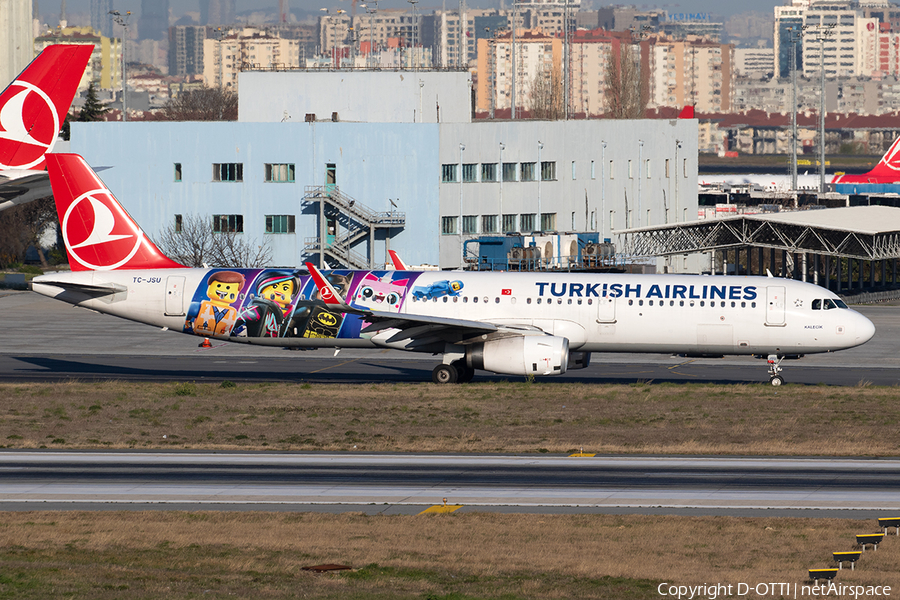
767,354,784,386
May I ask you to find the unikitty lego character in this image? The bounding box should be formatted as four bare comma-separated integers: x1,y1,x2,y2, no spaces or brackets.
352,271,410,312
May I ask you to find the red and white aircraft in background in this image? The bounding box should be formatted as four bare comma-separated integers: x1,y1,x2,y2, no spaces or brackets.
0,44,93,212
832,136,900,185
700,136,900,193
31,154,875,385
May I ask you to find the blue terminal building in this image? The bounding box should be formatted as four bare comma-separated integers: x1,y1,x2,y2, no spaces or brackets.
70,71,698,270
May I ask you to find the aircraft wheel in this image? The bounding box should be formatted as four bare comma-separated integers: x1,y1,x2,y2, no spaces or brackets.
432,364,458,384
770,375,784,387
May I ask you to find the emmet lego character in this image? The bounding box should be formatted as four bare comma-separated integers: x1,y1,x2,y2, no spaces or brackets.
234,272,299,338
186,271,246,336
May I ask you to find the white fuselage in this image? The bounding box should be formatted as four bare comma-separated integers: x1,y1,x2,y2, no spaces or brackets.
32,269,875,358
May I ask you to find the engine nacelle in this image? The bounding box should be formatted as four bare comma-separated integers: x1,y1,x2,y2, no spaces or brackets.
467,335,569,376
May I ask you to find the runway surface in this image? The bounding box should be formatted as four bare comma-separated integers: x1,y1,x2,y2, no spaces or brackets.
1,291,899,385
1,452,899,517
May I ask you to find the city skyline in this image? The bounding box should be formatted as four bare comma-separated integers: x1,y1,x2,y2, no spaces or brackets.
48,0,782,25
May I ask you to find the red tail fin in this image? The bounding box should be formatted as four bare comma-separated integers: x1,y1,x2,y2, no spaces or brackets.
46,153,184,271
834,136,900,184
0,45,93,171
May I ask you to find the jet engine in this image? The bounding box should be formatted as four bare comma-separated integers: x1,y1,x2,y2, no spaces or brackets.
467,335,569,376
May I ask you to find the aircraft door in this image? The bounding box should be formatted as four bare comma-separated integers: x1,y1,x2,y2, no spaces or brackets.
165,276,186,316
597,296,616,323
766,286,785,326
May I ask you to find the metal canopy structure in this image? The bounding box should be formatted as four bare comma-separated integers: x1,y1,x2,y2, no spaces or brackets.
618,206,900,261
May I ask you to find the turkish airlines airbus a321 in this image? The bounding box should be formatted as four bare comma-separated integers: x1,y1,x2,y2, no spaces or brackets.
31,154,876,385
0,45,93,211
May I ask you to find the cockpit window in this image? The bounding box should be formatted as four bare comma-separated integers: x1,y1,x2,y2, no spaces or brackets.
812,299,821,310
823,299,837,310
834,299,848,309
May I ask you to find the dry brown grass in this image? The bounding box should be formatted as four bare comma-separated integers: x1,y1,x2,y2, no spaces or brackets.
1,381,899,455
1,511,898,599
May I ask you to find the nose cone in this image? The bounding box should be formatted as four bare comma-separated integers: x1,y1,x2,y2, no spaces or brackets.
852,311,876,347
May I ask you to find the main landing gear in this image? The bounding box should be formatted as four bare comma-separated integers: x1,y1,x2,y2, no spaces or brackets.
767,354,785,386
432,360,475,384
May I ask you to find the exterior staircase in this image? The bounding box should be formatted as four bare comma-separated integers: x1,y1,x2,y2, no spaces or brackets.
302,185,406,269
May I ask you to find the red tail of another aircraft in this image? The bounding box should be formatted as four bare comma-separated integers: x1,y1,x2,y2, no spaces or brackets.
46,153,185,271
0,45,93,171
832,137,900,184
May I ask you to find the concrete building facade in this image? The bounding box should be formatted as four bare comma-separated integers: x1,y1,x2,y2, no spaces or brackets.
203,28,300,92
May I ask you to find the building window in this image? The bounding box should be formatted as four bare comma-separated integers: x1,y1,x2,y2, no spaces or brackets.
540,161,556,181
540,212,556,232
265,214,295,234
571,160,576,180
265,163,295,182
502,162,517,182
442,216,458,234
521,162,536,181
646,159,651,178
174,163,182,182
609,160,615,179
628,160,633,179
174,214,183,233
213,214,243,232
591,160,595,179
462,163,478,182
213,163,243,182
462,215,478,234
520,213,536,232
442,163,459,183
482,214,498,233
502,214,517,233
665,158,670,178
683,158,688,177
481,163,497,182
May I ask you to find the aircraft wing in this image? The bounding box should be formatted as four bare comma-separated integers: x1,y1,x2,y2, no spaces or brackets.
304,261,503,348
0,170,51,211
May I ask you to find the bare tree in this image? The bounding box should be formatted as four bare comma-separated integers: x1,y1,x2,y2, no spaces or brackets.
0,197,58,268
156,214,272,268
603,42,647,119
159,86,238,121
527,63,565,120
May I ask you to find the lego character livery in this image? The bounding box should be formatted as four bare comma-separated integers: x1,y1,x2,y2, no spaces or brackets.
412,279,464,301
233,272,300,338
185,271,246,336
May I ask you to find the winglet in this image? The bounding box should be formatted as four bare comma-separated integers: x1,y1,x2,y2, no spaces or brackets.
388,249,409,271
304,261,346,305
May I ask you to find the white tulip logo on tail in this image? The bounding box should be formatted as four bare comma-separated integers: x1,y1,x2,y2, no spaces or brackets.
62,189,143,270
0,81,59,170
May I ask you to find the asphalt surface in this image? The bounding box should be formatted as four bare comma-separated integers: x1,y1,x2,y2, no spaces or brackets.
1,290,898,385
2,452,899,518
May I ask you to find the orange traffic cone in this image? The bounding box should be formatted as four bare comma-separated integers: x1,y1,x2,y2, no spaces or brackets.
199,338,212,348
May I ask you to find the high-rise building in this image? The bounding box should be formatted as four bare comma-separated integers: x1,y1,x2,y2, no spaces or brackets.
169,25,206,76
201,0,235,26
91,0,113,38
1,0,33,85
140,0,169,40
